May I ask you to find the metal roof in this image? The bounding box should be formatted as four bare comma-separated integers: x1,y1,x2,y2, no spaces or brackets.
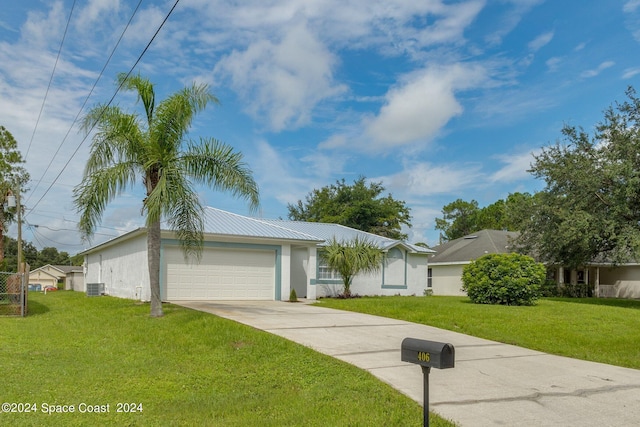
201,208,322,242
429,229,520,263
259,219,433,253
81,208,432,253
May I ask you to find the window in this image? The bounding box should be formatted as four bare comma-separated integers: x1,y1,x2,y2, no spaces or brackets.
387,247,404,260
427,268,432,288
317,258,340,280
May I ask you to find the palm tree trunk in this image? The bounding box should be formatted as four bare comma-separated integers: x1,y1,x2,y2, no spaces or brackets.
148,219,163,317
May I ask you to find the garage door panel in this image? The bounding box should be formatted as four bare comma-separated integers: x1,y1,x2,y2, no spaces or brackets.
166,247,275,300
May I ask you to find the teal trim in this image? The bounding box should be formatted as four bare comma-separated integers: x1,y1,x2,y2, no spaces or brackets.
160,239,282,300
404,249,408,285
382,284,407,289
313,279,342,285
381,250,408,288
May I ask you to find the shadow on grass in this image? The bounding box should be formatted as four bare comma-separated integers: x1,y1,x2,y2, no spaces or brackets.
545,297,640,310
27,299,50,316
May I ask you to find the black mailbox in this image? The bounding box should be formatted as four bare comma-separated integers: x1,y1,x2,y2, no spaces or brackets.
401,338,455,369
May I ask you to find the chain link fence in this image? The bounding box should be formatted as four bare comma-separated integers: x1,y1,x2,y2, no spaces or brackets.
0,272,27,317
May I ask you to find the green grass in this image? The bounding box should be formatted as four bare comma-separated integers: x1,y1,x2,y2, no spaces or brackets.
315,296,640,370
0,292,454,426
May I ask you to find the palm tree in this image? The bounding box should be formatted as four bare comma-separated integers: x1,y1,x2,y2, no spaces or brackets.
320,237,383,297
74,74,259,317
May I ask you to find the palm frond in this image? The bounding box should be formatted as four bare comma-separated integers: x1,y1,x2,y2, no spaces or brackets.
150,83,218,154
143,164,204,258
181,138,260,211
320,237,384,294
117,73,156,125
83,106,146,174
73,162,138,238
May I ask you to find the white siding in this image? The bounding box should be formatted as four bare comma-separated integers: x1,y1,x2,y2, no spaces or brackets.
84,234,150,300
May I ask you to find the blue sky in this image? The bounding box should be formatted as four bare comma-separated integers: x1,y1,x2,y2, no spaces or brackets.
0,0,639,253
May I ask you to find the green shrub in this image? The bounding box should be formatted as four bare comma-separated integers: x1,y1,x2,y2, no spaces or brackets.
462,253,545,306
289,288,298,302
540,279,560,297
559,282,593,298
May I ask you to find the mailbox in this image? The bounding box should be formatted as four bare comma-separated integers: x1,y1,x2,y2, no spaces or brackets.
401,338,455,369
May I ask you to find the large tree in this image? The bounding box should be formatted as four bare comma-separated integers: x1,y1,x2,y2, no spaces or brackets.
0,126,29,266
435,193,533,242
518,87,640,267
288,177,411,240
74,74,259,317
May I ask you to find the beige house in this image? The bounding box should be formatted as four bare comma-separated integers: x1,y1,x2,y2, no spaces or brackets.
28,265,84,291
429,229,640,299
546,263,640,298
428,230,519,295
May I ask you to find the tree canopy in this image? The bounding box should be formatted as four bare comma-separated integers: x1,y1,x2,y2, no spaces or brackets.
517,87,640,267
74,74,259,317
435,193,533,242
288,177,411,240
0,126,29,264
0,236,77,272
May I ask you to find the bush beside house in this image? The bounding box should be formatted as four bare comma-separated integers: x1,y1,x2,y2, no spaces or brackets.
462,253,545,306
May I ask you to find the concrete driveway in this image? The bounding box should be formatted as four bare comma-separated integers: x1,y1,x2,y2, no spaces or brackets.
175,300,640,426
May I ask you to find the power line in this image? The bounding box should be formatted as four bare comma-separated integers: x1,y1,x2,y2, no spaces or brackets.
25,0,77,160
24,0,145,209
26,0,182,217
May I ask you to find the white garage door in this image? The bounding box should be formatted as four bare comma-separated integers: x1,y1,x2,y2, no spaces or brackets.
165,247,276,300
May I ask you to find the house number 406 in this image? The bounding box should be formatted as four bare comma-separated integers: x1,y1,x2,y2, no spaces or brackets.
417,351,431,362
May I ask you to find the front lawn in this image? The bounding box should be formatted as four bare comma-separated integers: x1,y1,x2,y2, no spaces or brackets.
1,292,453,426
315,296,640,370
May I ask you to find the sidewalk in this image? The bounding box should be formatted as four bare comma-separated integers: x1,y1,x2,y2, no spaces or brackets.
176,300,640,426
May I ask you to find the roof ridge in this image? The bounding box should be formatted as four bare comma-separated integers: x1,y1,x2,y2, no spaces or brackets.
205,207,322,241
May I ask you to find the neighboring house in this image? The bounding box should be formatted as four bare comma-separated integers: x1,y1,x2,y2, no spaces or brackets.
80,207,434,302
28,264,85,291
428,230,519,296
429,229,640,299
546,262,640,299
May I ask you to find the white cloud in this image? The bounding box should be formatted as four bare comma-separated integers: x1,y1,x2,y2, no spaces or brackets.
215,23,346,131
528,30,554,51
380,161,484,197
484,0,545,45
489,149,539,183
580,61,615,78
363,64,487,149
624,0,640,13
414,1,485,46
75,0,121,32
546,56,562,72
623,67,640,78
249,140,347,206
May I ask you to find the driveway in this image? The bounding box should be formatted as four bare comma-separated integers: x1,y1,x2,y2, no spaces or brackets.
175,300,640,426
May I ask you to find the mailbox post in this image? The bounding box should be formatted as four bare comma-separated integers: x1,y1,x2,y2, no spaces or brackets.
401,338,455,426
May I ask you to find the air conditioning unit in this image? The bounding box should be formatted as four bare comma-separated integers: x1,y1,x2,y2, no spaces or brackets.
86,283,105,297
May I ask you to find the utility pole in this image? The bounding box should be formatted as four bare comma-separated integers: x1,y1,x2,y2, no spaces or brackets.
16,187,22,273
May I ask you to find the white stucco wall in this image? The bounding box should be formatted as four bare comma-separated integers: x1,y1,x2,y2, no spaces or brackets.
313,252,429,298
430,263,467,296
84,234,150,301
